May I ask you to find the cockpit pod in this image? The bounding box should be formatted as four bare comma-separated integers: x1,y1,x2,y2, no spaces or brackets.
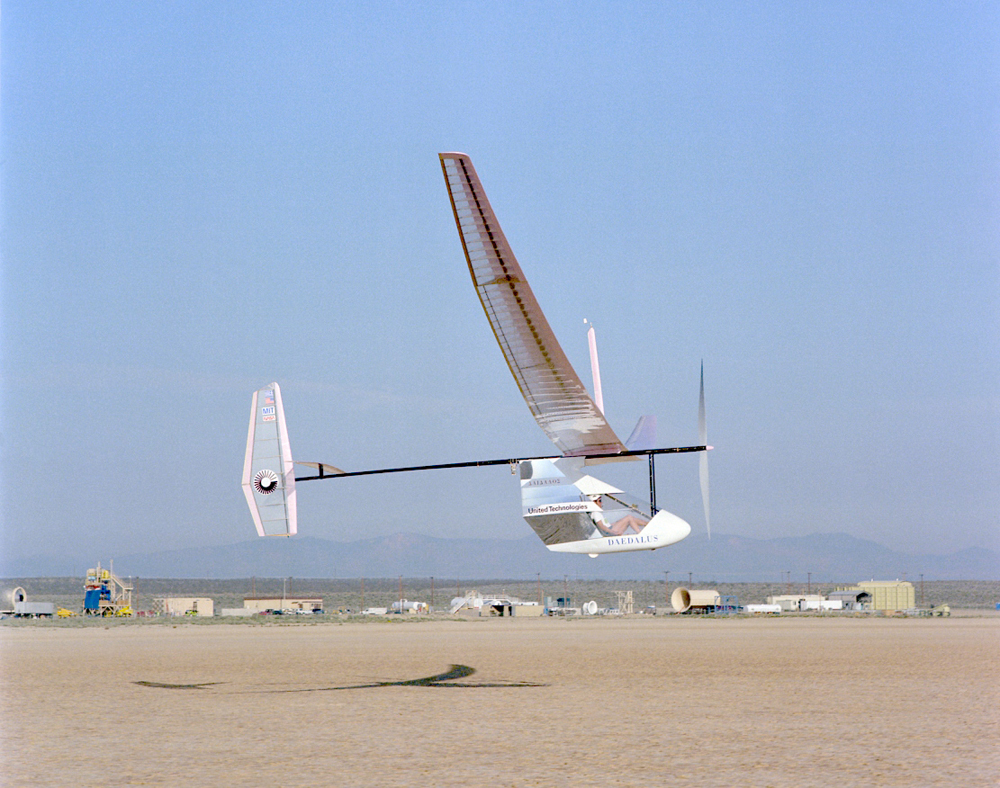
520,457,691,555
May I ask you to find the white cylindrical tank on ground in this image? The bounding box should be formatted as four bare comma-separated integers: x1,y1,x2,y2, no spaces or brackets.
671,587,720,613
744,604,782,614
1,587,27,612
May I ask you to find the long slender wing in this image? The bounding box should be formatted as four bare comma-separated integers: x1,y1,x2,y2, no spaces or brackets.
439,152,625,457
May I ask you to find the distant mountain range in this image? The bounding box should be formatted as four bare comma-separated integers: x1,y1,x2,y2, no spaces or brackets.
4,531,997,581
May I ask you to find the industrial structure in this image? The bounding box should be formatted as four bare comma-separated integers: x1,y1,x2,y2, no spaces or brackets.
666,580,919,615
84,562,133,616
614,590,635,615
1,587,26,614
671,587,721,613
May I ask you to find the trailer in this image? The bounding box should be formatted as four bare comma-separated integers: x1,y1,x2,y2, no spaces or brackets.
15,601,55,618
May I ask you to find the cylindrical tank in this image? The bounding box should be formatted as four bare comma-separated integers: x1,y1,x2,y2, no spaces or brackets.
2,587,27,612
671,587,720,613
391,600,424,612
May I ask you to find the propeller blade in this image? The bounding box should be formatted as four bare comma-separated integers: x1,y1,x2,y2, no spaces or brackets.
698,362,711,539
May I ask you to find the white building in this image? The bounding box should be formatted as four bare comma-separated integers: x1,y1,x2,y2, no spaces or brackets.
242,596,323,613
766,594,825,612
154,597,214,617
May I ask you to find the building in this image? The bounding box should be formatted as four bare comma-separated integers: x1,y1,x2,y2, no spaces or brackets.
154,597,214,617
450,591,544,617
766,594,825,612
827,589,871,610
390,599,428,614
242,596,323,613
854,581,915,612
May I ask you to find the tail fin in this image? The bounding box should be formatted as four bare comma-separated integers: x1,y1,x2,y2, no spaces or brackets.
699,363,710,539
625,415,657,451
241,382,297,537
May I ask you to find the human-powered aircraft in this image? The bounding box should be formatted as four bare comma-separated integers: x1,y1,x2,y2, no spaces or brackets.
242,153,711,556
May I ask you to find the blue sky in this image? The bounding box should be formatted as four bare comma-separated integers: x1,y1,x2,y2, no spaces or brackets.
3,1,997,569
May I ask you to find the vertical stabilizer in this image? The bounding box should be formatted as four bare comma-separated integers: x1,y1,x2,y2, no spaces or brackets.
242,382,297,537
699,363,710,539
585,320,604,415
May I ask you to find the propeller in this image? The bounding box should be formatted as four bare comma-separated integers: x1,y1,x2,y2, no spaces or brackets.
699,361,711,539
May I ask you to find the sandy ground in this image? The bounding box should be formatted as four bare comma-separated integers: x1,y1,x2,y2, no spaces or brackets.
2,616,997,787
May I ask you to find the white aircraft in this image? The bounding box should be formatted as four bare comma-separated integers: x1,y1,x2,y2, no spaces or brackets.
242,153,711,557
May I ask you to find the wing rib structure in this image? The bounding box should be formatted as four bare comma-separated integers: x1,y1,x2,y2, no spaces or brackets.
439,153,625,458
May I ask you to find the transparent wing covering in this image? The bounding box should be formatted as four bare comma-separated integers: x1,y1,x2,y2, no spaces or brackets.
519,458,652,546
440,153,625,457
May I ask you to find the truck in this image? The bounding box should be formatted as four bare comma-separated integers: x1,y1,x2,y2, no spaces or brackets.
14,601,55,618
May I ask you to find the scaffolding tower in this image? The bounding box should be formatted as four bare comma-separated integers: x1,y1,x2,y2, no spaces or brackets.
84,562,133,616
715,595,740,615
614,590,634,615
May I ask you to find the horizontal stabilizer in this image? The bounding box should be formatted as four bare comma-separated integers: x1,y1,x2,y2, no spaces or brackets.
242,382,297,537
296,461,346,476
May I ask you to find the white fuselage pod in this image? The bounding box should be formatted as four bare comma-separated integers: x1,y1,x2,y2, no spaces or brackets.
547,509,691,555
519,457,691,555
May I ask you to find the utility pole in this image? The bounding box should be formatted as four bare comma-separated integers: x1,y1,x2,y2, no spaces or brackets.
430,577,434,613
537,573,541,605
807,572,811,594
664,571,669,609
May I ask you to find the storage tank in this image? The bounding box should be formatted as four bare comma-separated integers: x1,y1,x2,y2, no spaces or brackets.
2,587,27,613
670,587,720,613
